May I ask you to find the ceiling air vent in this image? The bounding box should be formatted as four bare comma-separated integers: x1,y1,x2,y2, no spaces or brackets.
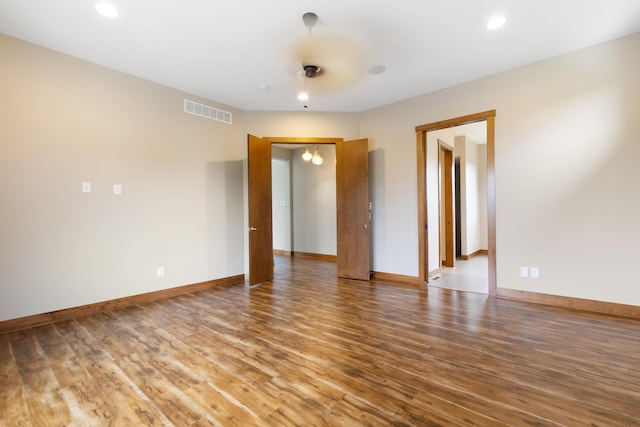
184,99,232,124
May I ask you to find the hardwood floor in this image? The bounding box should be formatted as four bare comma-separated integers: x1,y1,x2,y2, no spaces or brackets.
2,255,640,426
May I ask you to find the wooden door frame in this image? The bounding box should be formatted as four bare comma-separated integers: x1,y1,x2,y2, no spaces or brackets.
265,137,342,145
438,140,455,268
416,110,496,295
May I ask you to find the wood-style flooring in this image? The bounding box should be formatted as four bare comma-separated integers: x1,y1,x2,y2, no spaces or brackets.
2,255,640,426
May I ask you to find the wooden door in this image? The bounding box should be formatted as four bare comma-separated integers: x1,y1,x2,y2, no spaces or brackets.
440,144,454,267
248,134,273,285
336,138,370,280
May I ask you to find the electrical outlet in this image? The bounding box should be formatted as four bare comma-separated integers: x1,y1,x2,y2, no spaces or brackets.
520,266,529,278
530,267,540,279
157,267,165,277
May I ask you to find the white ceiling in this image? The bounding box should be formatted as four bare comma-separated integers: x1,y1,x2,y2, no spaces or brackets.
1,1,639,112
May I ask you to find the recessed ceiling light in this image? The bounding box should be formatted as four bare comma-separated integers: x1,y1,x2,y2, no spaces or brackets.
297,92,309,101
487,15,506,30
96,2,119,18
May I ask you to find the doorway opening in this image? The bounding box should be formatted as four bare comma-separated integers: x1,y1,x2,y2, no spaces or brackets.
271,144,337,259
430,127,490,294
415,110,496,296
271,156,294,256
247,135,371,285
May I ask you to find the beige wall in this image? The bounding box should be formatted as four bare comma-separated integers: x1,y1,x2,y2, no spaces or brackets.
0,35,245,321
271,156,291,252
455,135,488,256
360,32,640,305
291,145,337,256
242,111,360,140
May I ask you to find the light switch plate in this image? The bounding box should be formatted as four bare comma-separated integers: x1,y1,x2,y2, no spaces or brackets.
113,184,122,195
520,266,529,278
82,182,91,193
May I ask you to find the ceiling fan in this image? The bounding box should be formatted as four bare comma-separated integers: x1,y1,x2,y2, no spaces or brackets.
291,12,370,99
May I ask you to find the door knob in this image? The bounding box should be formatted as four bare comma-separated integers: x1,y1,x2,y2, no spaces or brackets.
249,227,258,231
361,224,368,229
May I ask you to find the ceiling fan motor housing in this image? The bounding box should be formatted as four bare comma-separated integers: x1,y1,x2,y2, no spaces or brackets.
302,12,318,28
304,65,320,78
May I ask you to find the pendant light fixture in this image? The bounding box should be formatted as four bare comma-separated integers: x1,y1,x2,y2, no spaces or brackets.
311,145,324,165
302,145,312,161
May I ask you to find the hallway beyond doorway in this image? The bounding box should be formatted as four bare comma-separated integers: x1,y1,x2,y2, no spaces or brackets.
429,255,488,294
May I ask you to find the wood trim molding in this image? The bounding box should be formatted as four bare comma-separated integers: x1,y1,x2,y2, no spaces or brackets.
372,271,423,286
264,137,343,144
498,288,640,320
0,274,245,334
416,130,427,285
292,251,337,262
415,110,496,133
461,249,489,260
486,115,497,297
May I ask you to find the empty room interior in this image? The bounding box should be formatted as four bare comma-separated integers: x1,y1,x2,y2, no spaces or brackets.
1,1,640,425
